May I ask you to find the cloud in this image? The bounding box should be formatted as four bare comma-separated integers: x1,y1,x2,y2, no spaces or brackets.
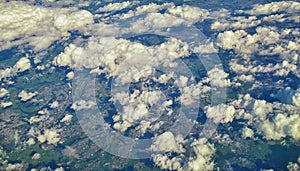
0,88,8,98
258,112,300,140
231,94,300,141
66,71,74,80
193,42,218,54
0,101,12,108
187,138,215,171
241,127,254,139
167,5,209,24
205,104,235,124
152,154,183,171
119,2,175,19
211,16,261,31
37,129,60,145
150,131,185,153
0,1,93,51
286,157,300,171
127,13,186,33
55,167,65,171
71,100,96,110
0,57,31,80
5,163,23,171
60,114,73,123
50,101,59,109
18,90,37,102
243,1,300,15
208,68,231,87
112,90,167,133
54,37,189,85
31,153,41,160
96,1,138,12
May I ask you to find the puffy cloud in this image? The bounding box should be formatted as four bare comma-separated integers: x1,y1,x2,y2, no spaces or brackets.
27,138,35,146
258,113,300,140
55,167,65,171
287,162,299,171
71,100,96,110
151,136,216,171
231,94,300,141
152,154,183,171
292,89,300,107
31,153,41,160
60,114,73,123
205,104,235,124
178,79,211,106
274,87,300,106
187,138,215,171
54,37,189,86
252,100,273,121
50,101,59,109
120,2,175,19
150,132,185,153
18,90,37,102
5,163,23,171
0,57,31,80
241,127,254,139
0,1,93,51
0,101,12,108
37,129,60,145
127,13,186,33
29,114,49,124
216,26,294,59
38,108,49,115
66,71,74,80
208,68,231,87
243,1,300,15
262,14,286,22
14,57,31,72
52,43,84,68
229,59,298,79
0,88,8,98
211,16,261,31
167,5,209,24
96,1,138,12
112,90,167,133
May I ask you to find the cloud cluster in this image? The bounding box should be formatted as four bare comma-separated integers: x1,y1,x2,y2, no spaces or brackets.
37,129,60,145
54,37,189,85
243,1,300,15
0,1,93,51
287,156,300,171
5,163,23,171
112,89,168,134
231,94,300,141
211,16,261,31
152,154,183,171
0,57,31,80
96,1,137,12
187,138,215,171
4,1,297,170
151,136,216,171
